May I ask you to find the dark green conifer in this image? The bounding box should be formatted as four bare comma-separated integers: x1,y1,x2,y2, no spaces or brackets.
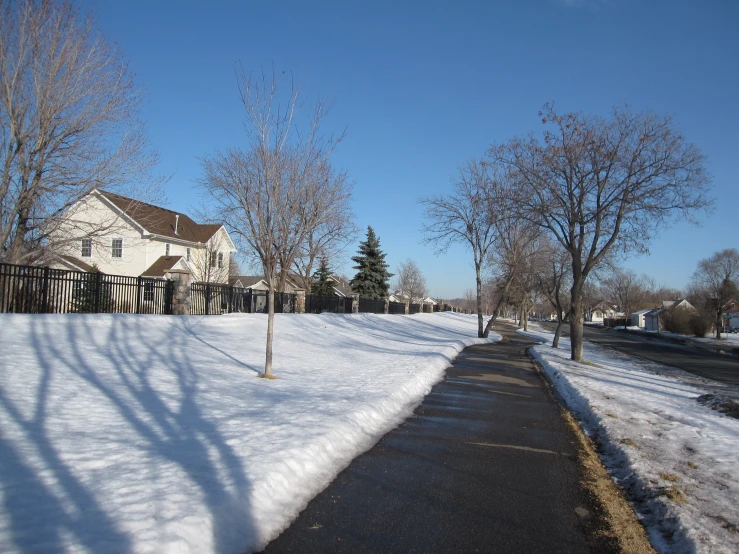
311,258,334,296
350,226,393,299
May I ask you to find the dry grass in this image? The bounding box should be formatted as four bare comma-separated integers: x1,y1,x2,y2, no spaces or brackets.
687,462,698,470
620,438,640,449
659,473,680,482
662,485,688,504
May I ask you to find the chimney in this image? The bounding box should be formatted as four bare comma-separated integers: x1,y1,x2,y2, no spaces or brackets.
175,214,179,235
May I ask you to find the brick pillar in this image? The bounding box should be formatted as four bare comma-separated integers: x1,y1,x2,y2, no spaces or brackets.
351,294,359,313
295,289,305,314
384,297,389,314
404,300,410,315
166,269,192,316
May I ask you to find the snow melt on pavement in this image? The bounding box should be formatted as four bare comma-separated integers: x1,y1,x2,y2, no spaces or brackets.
521,326,739,554
0,312,496,554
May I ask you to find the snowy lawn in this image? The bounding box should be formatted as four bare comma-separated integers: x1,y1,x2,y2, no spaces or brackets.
0,312,496,554
521,326,739,554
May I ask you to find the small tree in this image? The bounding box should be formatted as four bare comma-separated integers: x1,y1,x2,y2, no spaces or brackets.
534,238,571,348
420,159,500,337
394,259,427,306
199,68,347,378
690,249,739,339
350,226,392,299
311,258,334,296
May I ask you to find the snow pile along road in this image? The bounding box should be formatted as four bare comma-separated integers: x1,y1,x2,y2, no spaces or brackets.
0,312,495,554
522,327,739,554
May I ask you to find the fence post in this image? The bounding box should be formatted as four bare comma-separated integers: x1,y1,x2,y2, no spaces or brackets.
41,266,50,313
384,297,389,315
404,299,409,315
351,294,359,314
165,270,192,315
295,289,305,314
93,271,103,313
136,276,142,314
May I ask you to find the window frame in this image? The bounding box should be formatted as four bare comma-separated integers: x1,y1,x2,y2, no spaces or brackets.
111,238,123,259
81,238,92,258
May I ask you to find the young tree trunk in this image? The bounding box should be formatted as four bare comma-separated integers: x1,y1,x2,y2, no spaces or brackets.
264,283,275,378
553,316,563,348
475,261,484,338
716,311,722,339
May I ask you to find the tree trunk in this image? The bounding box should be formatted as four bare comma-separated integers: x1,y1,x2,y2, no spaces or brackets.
475,261,483,338
553,317,563,348
570,280,585,362
264,283,275,377
716,310,722,339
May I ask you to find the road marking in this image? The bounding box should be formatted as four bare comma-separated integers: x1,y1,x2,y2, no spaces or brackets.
467,442,561,455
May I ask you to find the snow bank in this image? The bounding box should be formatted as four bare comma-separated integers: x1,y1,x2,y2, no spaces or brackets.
0,312,496,554
522,327,739,554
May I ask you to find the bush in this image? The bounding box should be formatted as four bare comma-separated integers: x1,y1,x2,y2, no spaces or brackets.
663,307,692,335
689,314,710,337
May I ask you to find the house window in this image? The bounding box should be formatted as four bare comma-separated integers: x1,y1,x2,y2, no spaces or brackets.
111,238,123,259
211,251,217,268
186,247,191,261
81,238,92,258
218,252,224,269
165,243,171,256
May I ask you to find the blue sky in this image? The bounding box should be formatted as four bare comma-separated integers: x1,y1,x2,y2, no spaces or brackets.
80,0,738,299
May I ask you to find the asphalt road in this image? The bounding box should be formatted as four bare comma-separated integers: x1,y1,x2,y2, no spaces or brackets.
260,329,611,553
542,322,739,386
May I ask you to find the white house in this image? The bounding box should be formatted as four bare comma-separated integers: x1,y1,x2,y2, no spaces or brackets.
630,308,652,328
47,190,236,283
644,299,695,332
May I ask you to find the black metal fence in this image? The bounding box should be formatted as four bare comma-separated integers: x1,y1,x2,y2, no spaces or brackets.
0,262,172,314
304,294,351,314
388,301,406,314
190,284,297,315
359,297,385,314
409,303,421,315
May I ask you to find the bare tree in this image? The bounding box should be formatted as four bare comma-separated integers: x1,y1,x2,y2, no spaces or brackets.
290,164,357,290
421,159,500,337
481,216,541,336
690,248,739,339
188,234,231,284
394,259,428,306
489,103,711,361
534,238,571,348
0,0,162,263
600,268,653,319
199,67,347,378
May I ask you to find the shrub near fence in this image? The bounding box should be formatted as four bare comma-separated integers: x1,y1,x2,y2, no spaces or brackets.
0,262,172,314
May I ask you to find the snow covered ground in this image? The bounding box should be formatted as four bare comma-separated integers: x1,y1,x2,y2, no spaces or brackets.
0,312,496,554
521,326,739,554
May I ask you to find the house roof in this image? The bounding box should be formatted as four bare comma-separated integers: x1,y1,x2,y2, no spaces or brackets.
57,255,96,273
141,256,186,278
229,275,267,289
98,190,222,244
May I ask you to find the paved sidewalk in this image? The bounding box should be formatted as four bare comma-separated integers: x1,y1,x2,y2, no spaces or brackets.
261,327,602,553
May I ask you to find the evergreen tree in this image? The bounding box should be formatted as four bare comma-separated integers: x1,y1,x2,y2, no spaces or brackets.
311,258,334,296
351,226,393,299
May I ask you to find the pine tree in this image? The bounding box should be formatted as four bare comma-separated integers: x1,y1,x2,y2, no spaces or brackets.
311,258,334,296
351,226,393,299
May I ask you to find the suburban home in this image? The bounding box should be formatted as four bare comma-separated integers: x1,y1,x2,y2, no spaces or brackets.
722,298,739,330
229,275,302,293
630,308,652,328
644,299,696,332
586,301,617,323
46,190,236,283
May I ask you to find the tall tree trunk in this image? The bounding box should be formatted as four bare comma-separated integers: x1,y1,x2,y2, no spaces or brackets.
475,261,483,338
570,279,585,362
